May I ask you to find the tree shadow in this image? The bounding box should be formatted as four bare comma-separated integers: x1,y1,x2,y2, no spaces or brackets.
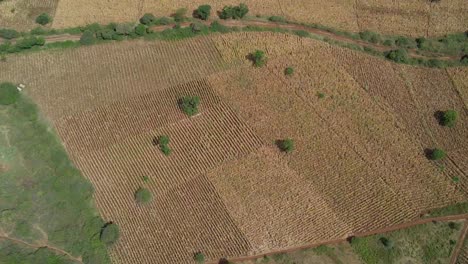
245,53,255,66
434,110,444,126
424,148,434,159
152,136,159,146
218,258,229,264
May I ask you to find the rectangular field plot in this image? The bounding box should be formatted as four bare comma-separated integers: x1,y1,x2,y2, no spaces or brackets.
0,38,226,121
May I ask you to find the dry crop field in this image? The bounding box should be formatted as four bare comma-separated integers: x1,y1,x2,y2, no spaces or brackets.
1,0,467,36
0,32,467,263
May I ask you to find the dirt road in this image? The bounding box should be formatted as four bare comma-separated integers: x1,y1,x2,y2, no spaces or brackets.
0,19,459,61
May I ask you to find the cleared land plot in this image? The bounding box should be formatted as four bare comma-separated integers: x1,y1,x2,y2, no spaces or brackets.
429,0,468,37
0,0,59,31
448,67,468,109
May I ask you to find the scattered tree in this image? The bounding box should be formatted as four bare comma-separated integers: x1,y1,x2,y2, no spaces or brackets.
35,13,51,25
179,96,200,116
195,5,211,20
160,144,171,156
79,30,95,45
135,187,152,204
0,82,19,105
100,223,119,245
134,24,147,36
277,138,294,153
429,148,446,160
359,31,381,44
219,4,249,19
441,110,458,127
250,50,266,67
284,67,294,75
159,135,170,145
140,13,156,25
194,252,205,263
385,49,408,63
379,237,394,249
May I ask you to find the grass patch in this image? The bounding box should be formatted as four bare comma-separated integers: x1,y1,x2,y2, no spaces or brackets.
426,202,468,217
350,221,461,264
0,95,110,263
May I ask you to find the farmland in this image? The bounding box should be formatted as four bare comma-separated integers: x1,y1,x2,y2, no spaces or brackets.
0,30,466,263
1,0,467,37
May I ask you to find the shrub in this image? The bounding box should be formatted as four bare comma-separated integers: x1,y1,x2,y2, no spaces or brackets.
441,110,458,127
219,3,249,19
35,13,52,25
82,23,102,33
96,29,115,40
194,252,205,263
195,5,211,20
159,135,170,145
383,39,394,46
79,30,95,45
385,49,408,63
284,67,294,75
416,37,426,48
173,8,188,22
395,36,415,48
30,27,46,35
379,237,394,249
100,223,119,245
429,148,446,160
461,55,468,65
278,138,294,153
0,82,19,105
140,13,156,25
135,187,152,204
359,31,381,43
115,23,134,35
453,176,460,183
190,22,208,33
251,50,266,67
210,21,230,33
317,92,325,99
134,24,147,36
0,28,19,39
15,36,45,49
179,96,200,116
155,17,173,25
160,144,171,156
426,59,444,68
268,16,286,23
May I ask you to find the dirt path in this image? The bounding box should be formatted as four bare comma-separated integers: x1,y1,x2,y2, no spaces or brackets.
216,213,468,264
0,19,459,61
0,234,83,264
450,221,468,264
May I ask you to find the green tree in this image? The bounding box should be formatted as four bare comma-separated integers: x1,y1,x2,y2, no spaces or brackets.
251,50,266,67
79,30,95,45
278,138,294,153
35,13,52,25
159,135,170,145
135,188,152,204
219,3,249,19
179,96,200,116
0,28,19,39
0,82,19,105
441,110,458,127
160,144,171,156
195,5,211,20
140,13,156,25
100,223,119,245
385,49,408,63
134,24,147,36
429,148,446,160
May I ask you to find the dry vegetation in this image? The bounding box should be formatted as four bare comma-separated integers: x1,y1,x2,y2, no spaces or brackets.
1,0,467,36
0,32,466,263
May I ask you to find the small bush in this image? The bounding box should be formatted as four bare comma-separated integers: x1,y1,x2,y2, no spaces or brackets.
429,148,446,160
79,30,95,45
441,110,458,127
173,8,188,22
385,49,408,63
268,16,286,23
35,13,52,25
195,5,211,20
155,17,173,26
359,31,381,44
160,144,171,156
115,23,134,35
96,29,116,40
453,176,460,183
251,50,266,67
134,24,147,36
194,252,205,263
219,4,249,19
284,67,294,75
383,39,394,46
135,187,152,204
210,21,230,33
179,96,200,116
0,82,19,105
159,135,170,145
278,138,294,153
140,13,156,25
379,237,394,249
317,92,325,99
395,36,415,48
0,28,19,39
100,223,119,245
190,22,208,33
15,36,45,49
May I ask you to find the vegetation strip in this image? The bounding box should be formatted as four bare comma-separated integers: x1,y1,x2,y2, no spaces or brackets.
218,213,468,264
451,222,468,264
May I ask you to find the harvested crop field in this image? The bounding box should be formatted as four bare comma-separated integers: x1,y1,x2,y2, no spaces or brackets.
0,32,466,263
2,0,467,36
